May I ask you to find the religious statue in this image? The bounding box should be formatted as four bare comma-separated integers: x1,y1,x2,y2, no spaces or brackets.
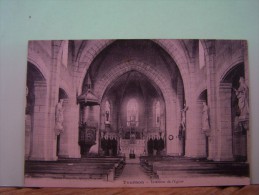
180,104,188,130
55,99,64,135
105,111,110,122
105,101,111,124
234,77,249,120
202,102,210,133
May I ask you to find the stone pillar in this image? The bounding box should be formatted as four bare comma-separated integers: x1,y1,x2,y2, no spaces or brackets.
204,41,217,160
57,99,69,158
243,40,250,163
89,105,100,154
30,81,48,160
184,102,195,157
46,41,63,161
69,99,81,158
185,99,206,158
216,83,234,161
243,41,249,84
58,98,81,158
196,100,207,157
165,99,179,156
176,77,184,156
25,114,31,160
184,56,205,158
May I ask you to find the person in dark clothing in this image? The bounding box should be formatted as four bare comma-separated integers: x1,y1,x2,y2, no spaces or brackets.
153,135,159,156
149,136,154,156
101,136,106,155
112,137,117,156
107,136,112,156
158,136,164,156
104,136,109,156
147,137,152,156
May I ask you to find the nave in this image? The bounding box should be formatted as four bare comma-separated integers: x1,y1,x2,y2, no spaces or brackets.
25,39,250,187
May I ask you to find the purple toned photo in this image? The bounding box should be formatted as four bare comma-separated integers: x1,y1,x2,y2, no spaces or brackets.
24,39,250,187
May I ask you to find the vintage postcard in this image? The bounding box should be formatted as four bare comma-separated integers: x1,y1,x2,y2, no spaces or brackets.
24,39,250,187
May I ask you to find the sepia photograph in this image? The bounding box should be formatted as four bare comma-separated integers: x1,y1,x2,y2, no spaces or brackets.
24,39,250,187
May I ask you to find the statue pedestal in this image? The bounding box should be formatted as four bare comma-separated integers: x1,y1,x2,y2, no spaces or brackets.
78,124,97,156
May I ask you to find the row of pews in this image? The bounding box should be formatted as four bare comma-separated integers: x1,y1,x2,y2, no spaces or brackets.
140,156,249,179
25,156,125,181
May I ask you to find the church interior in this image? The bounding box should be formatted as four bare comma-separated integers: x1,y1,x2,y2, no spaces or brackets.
25,39,249,183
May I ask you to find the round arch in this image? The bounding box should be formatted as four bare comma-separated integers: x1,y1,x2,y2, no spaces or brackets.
198,89,208,102
25,59,49,160
219,60,245,83
27,52,49,83
59,80,71,98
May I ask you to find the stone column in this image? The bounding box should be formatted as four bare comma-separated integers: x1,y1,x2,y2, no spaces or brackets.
45,41,63,160
165,99,179,156
184,77,201,158
185,99,206,158
204,41,217,160
58,98,81,158
25,115,32,159
176,77,184,156
196,100,207,157
29,81,48,160
184,56,205,158
89,105,100,154
243,40,250,163
216,83,234,161
57,99,69,158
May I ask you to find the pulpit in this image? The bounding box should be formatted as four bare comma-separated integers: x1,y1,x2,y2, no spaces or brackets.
77,88,100,156
78,123,96,156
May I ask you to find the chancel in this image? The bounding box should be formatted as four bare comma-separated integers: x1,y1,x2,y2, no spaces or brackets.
24,39,250,185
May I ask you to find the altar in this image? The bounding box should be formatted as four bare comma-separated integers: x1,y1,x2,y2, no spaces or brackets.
120,139,145,157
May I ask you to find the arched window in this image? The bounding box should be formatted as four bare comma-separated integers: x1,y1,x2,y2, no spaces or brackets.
105,100,111,123
127,98,138,127
155,101,161,127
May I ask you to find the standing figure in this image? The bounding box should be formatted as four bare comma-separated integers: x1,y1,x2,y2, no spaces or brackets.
107,135,112,156
55,99,64,135
104,135,109,156
105,111,109,122
180,104,188,130
148,136,154,156
158,136,164,156
112,137,117,156
202,102,210,132
147,136,151,156
153,135,158,156
105,101,111,123
235,77,249,120
101,134,106,155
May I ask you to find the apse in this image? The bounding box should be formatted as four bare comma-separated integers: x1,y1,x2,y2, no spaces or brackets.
100,70,165,137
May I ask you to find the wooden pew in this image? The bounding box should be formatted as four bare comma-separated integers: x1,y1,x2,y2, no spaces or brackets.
25,157,125,181
140,156,249,179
